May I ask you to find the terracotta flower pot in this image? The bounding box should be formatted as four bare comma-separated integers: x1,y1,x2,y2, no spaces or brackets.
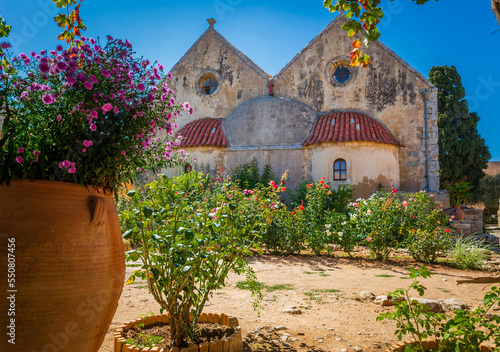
454,204,465,220
114,313,243,352
0,180,125,351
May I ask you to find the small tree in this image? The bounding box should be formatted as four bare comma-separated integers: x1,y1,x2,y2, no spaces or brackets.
120,172,263,347
471,174,500,212
428,66,490,189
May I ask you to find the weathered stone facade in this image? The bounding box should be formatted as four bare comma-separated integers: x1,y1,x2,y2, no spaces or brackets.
163,16,440,198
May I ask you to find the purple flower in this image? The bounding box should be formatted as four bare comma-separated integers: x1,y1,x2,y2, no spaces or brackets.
113,106,119,114
17,148,25,154
66,76,76,85
33,150,40,157
56,62,67,71
77,73,86,82
188,108,193,115
94,45,101,52
62,160,70,168
137,83,145,92
16,156,23,164
90,124,97,131
42,94,54,104
56,45,63,51
20,91,29,100
84,81,93,90
90,38,96,45
1,42,11,49
38,63,50,73
19,53,28,60
90,75,98,83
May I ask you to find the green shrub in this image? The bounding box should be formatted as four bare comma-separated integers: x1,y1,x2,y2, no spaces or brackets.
119,171,264,347
377,266,500,351
405,228,452,263
450,236,492,270
230,157,275,190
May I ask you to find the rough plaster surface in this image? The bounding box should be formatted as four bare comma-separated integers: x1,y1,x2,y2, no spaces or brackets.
222,97,317,147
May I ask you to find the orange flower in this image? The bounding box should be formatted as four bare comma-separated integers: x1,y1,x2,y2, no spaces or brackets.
281,187,286,192
299,204,304,210
322,184,328,189
291,211,295,215
321,176,325,180
319,180,324,184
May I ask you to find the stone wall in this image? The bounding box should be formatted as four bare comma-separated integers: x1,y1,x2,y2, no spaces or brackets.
272,16,439,193
463,208,483,235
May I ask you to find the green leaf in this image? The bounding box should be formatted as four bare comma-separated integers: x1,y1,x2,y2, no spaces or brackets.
127,190,136,197
143,206,153,218
151,267,160,280
122,229,133,239
127,250,140,262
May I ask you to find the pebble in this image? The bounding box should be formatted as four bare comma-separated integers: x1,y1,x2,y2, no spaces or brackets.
335,337,342,341
359,291,376,300
274,325,287,331
353,347,363,352
283,307,302,315
282,342,291,347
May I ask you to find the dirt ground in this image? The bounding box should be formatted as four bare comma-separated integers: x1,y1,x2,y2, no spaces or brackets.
99,244,500,352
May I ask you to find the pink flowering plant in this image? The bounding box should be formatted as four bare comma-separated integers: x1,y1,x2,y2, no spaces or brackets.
0,37,192,193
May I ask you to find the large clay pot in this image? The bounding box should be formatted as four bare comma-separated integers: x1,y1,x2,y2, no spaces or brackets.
454,204,465,220
0,180,125,351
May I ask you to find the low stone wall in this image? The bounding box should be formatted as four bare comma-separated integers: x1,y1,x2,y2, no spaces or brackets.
463,208,483,235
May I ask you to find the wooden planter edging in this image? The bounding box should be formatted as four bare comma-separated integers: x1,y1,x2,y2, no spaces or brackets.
385,337,493,352
114,313,243,352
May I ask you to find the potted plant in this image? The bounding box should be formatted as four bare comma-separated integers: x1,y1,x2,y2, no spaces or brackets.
117,171,264,350
0,37,191,351
448,179,473,220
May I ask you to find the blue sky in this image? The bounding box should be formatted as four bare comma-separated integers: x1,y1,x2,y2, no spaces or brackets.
2,0,500,160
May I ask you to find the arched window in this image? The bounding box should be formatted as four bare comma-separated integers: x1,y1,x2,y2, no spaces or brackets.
184,164,192,173
333,159,347,180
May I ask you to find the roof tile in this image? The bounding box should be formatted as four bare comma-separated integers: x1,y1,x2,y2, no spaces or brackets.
303,112,403,147
177,118,228,148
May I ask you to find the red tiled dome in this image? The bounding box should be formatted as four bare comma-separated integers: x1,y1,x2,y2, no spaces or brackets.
303,112,403,147
177,118,227,147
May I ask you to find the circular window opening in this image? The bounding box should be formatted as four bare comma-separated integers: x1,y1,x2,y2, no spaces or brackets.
325,57,357,87
195,70,222,97
201,78,218,95
333,66,352,84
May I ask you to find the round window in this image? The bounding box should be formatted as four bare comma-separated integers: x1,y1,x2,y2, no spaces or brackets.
325,57,357,87
333,66,352,84
195,70,222,97
201,78,218,95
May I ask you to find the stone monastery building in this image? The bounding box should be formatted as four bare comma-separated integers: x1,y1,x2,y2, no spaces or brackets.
165,16,440,198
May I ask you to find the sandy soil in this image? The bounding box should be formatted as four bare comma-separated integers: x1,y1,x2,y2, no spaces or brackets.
99,247,500,352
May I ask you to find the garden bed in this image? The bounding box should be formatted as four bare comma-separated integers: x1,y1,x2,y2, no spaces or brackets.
100,249,500,352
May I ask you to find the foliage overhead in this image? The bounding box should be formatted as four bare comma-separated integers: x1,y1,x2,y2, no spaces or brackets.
428,66,490,189
323,0,435,66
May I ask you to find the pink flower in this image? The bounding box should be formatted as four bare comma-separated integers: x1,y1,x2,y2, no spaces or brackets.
121,150,126,155
82,148,86,153
402,201,408,207
392,189,398,193
17,147,25,154
353,203,358,207
42,94,54,104
33,150,40,157
57,115,62,122
90,124,97,131
83,140,93,147
437,221,441,224
68,167,76,174
113,106,119,114
102,103,112,113
366,238,372,242
137,167,141,172
89,110,98,118
62,160,70,168
15,156,23,164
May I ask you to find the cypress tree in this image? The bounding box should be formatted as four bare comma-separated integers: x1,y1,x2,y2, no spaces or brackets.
428,65,490,189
